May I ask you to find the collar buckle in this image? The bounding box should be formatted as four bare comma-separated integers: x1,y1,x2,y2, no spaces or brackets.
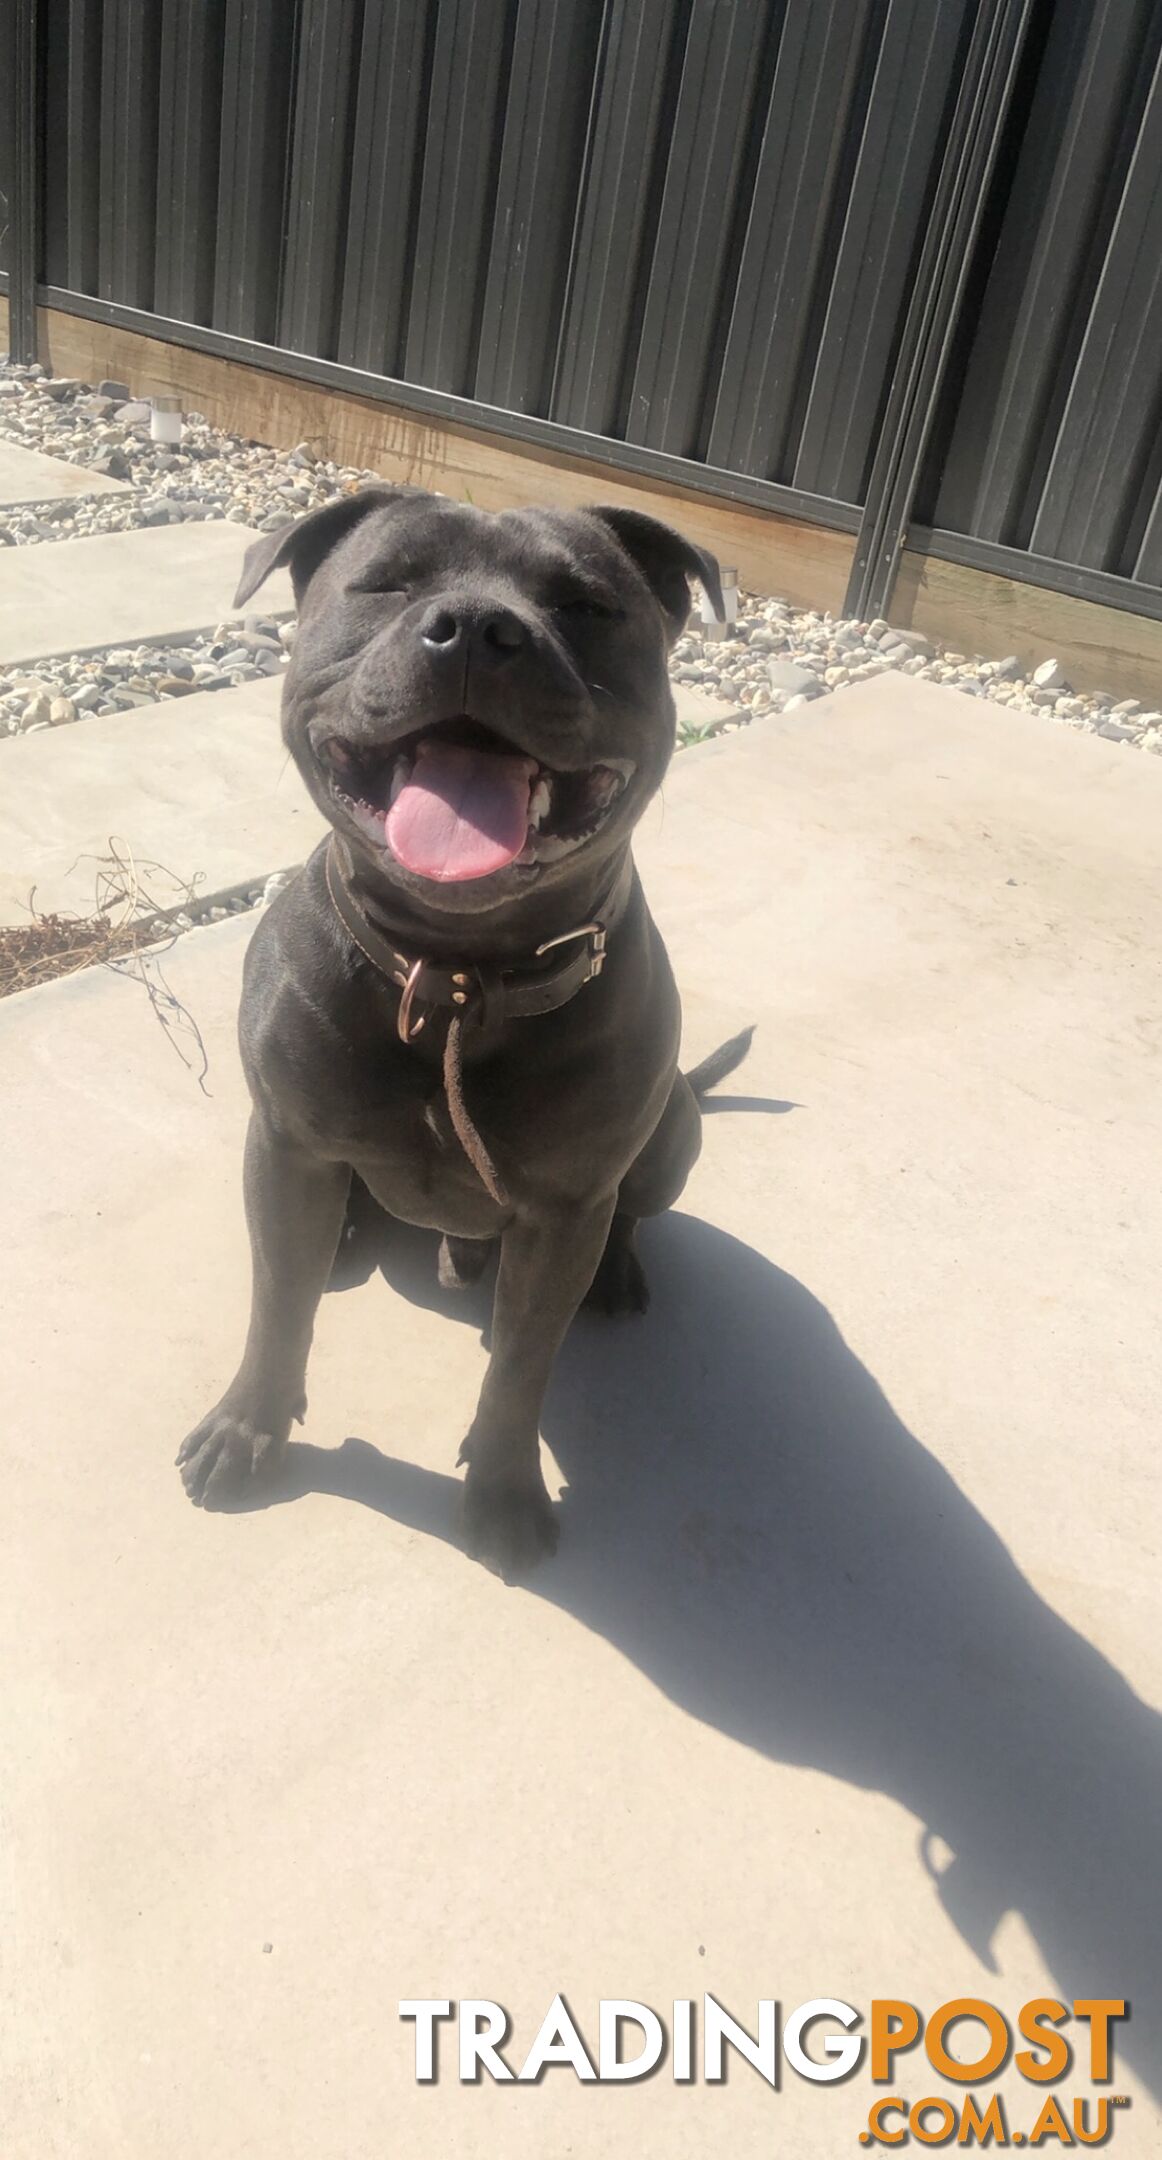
535,920,608,979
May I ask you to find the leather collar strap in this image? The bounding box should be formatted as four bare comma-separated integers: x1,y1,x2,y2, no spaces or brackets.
324,836,629,1045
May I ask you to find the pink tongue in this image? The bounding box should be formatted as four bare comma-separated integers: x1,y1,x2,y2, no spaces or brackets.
386,743,536,882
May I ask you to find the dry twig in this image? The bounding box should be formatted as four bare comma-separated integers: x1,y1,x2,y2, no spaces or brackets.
0,840,212,1090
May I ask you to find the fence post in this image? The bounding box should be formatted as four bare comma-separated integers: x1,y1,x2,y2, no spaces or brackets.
4,0,41,365
843,0,1039,625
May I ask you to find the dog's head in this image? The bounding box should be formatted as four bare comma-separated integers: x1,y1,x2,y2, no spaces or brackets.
235,486,722,918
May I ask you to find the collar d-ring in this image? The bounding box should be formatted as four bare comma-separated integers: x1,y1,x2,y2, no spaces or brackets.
396,957,428,1043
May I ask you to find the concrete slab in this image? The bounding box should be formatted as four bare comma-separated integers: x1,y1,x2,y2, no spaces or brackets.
0,522,294,665
0,677,323,923
1,675,1159,2157
0,439,129,507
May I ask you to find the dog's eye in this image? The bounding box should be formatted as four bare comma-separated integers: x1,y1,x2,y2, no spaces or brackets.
350,579,408,598
551,594,619,622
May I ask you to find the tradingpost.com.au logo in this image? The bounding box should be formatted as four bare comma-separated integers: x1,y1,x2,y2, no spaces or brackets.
400,1993,1132,2146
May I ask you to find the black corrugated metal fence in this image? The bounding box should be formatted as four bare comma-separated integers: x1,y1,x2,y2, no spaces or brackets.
2,0,1160,626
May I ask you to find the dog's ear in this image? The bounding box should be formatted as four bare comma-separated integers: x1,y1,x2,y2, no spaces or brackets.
233,485,426,608
585,506,724,642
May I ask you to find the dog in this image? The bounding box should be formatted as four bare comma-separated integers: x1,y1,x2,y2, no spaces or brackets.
177,486,751,1579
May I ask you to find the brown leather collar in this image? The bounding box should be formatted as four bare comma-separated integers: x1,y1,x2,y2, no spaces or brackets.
324,836,630,1045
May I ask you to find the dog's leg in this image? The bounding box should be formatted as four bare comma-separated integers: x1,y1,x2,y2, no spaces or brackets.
585,1074,703,1315
459,1199,615,1579
585,1211,650,1315
328,1170,391,1291
177,1115,349,1506
438,1233,495,1291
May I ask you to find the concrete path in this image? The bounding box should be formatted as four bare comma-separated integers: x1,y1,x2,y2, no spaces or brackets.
1,678,1159,2157
0,522,293,664
0,677,323,923
0,439,129,507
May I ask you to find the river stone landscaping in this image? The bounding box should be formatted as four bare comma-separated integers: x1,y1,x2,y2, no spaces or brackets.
1,357,1158,756
2,620,294,733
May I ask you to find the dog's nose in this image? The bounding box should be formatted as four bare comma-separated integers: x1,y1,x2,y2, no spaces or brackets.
418,603,526,656
419,607,459,649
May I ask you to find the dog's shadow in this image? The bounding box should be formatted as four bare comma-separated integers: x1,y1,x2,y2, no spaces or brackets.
282,1211,1160,2100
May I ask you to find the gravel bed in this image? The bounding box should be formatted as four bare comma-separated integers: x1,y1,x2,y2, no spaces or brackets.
1,356,1158,759
175,869,293,929
674,607,1161,755
1,618,294,734
0,361,381,545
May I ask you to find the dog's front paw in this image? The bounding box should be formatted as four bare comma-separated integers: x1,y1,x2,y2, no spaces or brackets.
458,1449,559,1583
176,1401,290,1508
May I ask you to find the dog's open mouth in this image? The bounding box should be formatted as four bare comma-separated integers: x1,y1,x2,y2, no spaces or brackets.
320,719,633,883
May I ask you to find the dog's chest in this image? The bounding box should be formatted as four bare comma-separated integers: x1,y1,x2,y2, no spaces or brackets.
316,1050,514,1235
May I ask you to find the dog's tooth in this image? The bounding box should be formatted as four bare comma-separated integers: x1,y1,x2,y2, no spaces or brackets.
529,778,552,828
389,757,409,806
534,831,582,862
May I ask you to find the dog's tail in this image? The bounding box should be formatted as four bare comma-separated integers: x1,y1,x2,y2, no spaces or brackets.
684,1025,755,1103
